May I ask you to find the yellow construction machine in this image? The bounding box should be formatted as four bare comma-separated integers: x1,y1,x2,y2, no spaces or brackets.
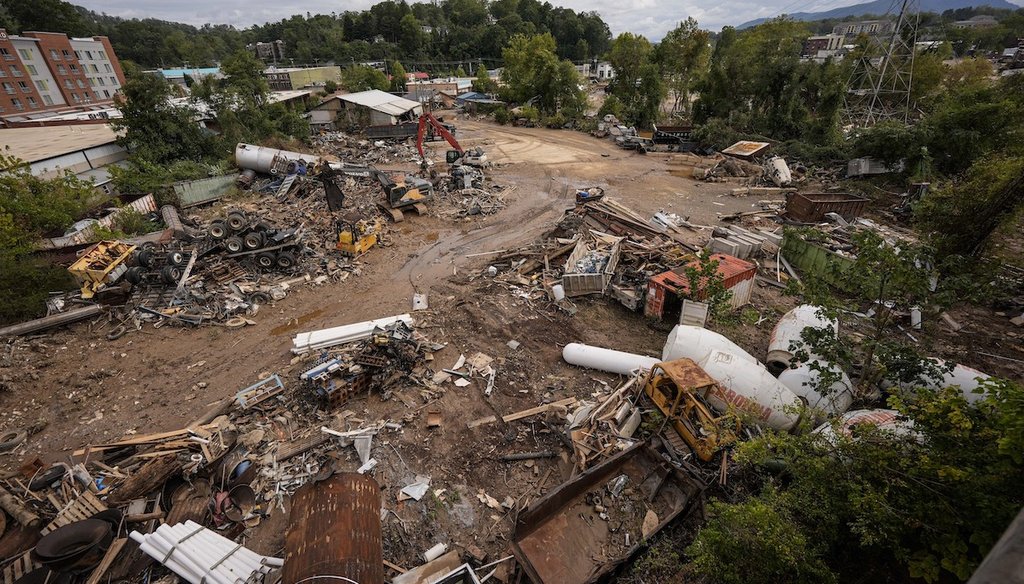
642,358,739,461
336,217,383,257
68,240,137,299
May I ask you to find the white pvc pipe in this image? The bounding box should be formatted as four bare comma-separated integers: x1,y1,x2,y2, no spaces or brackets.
662,325,758,365
179,521,283,568
166,524,265,577
134,532,230,584
562,343,659,376
697,349,803,432
147,528,239,584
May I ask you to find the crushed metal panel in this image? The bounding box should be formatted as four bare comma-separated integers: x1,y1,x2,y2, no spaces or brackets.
721,140,770,159
283,473,384,584
511,442,703,584
172,175,237,208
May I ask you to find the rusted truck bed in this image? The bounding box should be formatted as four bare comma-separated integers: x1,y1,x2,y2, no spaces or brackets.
511,442,703,584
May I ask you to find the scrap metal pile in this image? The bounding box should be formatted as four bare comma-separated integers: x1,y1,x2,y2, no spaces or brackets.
477,196,700,314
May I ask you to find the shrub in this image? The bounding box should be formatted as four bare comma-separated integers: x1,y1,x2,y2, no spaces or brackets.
493,107,510,125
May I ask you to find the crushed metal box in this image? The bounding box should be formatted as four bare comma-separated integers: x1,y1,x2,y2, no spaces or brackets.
511,442,703,584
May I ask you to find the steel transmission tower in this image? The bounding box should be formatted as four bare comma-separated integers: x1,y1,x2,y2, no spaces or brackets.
843,0,921,127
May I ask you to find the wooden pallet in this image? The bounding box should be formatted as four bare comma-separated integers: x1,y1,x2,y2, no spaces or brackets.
1,551,40,584
276,433,329,462
41,491,108,536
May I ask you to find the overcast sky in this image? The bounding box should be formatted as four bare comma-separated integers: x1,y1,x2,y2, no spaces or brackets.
67,0,1011,40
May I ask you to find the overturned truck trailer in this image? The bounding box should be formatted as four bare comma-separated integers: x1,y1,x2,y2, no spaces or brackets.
511,442,703,584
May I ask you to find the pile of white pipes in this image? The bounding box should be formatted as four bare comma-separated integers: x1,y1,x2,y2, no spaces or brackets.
291,314,414,354
129,521,283,584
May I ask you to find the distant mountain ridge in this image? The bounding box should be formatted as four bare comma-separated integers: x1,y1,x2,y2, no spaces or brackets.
738,0,1021,29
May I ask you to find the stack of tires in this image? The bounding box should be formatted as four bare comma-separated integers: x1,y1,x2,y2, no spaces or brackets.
207,210,297,270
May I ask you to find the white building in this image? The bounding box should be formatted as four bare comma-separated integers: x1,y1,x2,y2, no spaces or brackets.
596,61,615,81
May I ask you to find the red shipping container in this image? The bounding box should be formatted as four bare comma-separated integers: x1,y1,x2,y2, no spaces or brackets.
645,254,756,320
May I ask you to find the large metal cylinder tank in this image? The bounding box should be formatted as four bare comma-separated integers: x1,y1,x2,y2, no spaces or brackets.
767,305,837,375
697,349,803,432
662,325,758,365
562,343,660,376
283,473,384,584
778,361,854,419
813,408,918,443
885,359,992,404
234,143,320,174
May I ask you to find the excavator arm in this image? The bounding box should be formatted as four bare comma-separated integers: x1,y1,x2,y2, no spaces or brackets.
416,112,463,162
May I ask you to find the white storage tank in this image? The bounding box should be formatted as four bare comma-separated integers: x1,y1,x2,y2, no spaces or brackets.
767,305,837,375
813,408,918,443
562,343,660,376
778,361,854,418
887,359,991,404
662,325,759,365
234,143,320,174
697,349,803,432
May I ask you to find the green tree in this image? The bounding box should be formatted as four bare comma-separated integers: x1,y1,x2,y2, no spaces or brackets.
608,32,665,128
688,495,837,584
0,154,100,323
715,376,1024,582
4,0,92,36
111,72,213,164
500,33,585,116
654,18,711,117
472,63,497,93
389,61,408,92
342,65,390,92
917,155,1024,258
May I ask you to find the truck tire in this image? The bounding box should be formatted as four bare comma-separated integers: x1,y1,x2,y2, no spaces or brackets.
161,265,182,285
226,211,247,231
276,251,296,269
225,236,244,253
166,250,186,266
125,266,146,285
209,220,228,240
256,252,276,268
243,232,265,250
136,249,154,268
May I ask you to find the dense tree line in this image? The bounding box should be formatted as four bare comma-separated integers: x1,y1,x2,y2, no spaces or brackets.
0,0,611,71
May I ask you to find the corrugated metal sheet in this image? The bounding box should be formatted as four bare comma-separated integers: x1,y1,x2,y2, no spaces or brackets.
172,175,236,208
338,90,421,115
283,473,384,584
38,194,157,250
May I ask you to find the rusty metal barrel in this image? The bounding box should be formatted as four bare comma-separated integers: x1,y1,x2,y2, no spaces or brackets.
283,473,384,584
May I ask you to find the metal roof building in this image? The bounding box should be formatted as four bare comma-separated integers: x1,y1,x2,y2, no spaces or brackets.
0,124,127,192
333,90,423,126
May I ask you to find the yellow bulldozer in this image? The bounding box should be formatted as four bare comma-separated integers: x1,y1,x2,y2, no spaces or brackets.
641,358,739,462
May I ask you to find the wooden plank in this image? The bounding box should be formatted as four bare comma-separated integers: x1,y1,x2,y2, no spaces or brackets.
84,538,128,584
276,433,330,462
467,397,578,429
73,424,218,456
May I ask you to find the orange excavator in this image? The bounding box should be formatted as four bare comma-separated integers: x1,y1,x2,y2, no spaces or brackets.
416,112,487,168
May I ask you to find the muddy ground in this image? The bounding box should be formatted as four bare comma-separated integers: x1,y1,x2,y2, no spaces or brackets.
2,117,1022,578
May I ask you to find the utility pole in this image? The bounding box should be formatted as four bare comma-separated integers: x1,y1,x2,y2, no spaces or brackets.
843,0,920,127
